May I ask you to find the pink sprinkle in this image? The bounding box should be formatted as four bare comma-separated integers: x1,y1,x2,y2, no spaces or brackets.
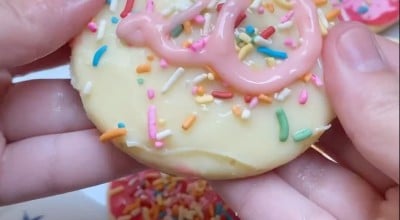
249,97,259,109
311,74,324,87
87,22,97,32
193,15,205,24
154,141,164,148
160,59,169,68
147,89,155,100
189,38,206,52
191,86,198,95
281,10,295,23
298,89,308,105
257,6,265,14
284,38,297,48
146,0,154,12
147,105,157,140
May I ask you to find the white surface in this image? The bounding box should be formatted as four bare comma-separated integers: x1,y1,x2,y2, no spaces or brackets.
3,23,398,220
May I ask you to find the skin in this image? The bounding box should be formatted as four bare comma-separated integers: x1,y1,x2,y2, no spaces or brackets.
0,1,398,219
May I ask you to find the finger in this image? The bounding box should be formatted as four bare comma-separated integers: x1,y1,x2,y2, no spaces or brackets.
0,80,92,142
9,44,70,76
0,129,143,205
319,120,396,193
0,0,103,68
376,35,399,73
323,22,399,182
276,150,382,220
212,173,335,219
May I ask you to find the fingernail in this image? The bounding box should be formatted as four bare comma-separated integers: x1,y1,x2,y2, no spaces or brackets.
338,26,388,73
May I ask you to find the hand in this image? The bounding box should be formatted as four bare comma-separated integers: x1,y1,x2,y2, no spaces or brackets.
0,0,142,205
212,23,399,220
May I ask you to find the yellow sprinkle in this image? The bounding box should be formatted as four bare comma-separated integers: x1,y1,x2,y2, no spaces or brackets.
238,32,252,43
147,54,155,61
207,72,215,80
109,185,124,196
272,0,293,10
258,94,273,103
136,63,151,74
319,19,328,36
158,118,166,126
238,44,254,60
99,128,127,142
123,199,140,214
302,72,313,82
232,105,242,117
195,94,214,104
263,2,275,13
183,21,192,34
182,114,197,130
313,0,327,7
326,9,341,21
266,57,276,67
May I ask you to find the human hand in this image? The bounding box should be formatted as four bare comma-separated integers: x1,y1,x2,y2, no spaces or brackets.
0,0,143,205
212,22,399,220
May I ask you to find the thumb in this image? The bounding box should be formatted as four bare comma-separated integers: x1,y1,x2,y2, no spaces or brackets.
323,22,399,183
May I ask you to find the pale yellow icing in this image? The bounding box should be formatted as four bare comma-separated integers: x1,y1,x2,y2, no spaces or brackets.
71,0,335,179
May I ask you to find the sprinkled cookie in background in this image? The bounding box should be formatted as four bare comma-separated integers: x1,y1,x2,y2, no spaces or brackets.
71,0,338,179
329,0,399,32
108,170,239,220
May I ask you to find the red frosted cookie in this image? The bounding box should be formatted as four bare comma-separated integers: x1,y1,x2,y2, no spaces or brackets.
330,0,399,32
108,170,239,220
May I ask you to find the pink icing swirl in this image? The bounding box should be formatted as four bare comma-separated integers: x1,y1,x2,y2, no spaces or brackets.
117,0,322,94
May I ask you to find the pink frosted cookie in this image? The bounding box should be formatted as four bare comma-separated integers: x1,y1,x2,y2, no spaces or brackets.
108,170,239,220
329,0,399,32
71,0,338,179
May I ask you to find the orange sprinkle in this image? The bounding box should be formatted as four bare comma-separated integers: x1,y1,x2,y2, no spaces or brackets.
136,63,152,74
99,128,127,142
182,114,197,130
232,105,242,117
196,86,205,96
109,185,124,196
264,3,275,13
147,54,155,61
123,199,140,214
183,21,192,34
302,72,313,82
258,94,273,104
326,9,341,21
313,0,327,7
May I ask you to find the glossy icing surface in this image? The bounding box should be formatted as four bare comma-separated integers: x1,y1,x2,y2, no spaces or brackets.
71,0,335,179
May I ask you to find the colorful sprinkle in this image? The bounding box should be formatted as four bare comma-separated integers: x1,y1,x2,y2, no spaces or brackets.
182,114,197,130
357,5,369,14
195,94,214,104
257,46,288,59
171,25,184,38
87,21,97,32
92,45,108,67
136,63,152,73
260,26,276,39
211,91,234,99
96,19,106,40
298,88,309,105
147,89,155,100
137,78,145,85
156,129,172,141
276,108,289,142
111,16,119,24
120,0,134,18
273,0,294,10
274,88,292,101
293,128,313,142
117,122,126,128
147,105,157,140
162,67,185,94
99,128,127,142
83,81,93,95
245,25,256,36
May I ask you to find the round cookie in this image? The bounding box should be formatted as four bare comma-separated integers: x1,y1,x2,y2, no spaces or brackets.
108,170,239,220
71,0,336,179
329,0,399,32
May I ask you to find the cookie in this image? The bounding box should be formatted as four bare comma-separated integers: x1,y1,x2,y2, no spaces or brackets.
108,170,239,220
71,0,336,179
329,0,399,32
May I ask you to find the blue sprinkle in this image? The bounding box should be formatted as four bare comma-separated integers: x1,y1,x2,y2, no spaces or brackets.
245,25,255,36
92,45,108,67
357,5,369,14
111,16,119,24
215,202,224,215
257,46,288,60
223,213,235,220
117,122,126,128
170,25,184,38
106,0,111,4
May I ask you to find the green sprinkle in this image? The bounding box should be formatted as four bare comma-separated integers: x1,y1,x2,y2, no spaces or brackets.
137,78,144,85
170,24,184,38
293,128,313,142
276,108,289,142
